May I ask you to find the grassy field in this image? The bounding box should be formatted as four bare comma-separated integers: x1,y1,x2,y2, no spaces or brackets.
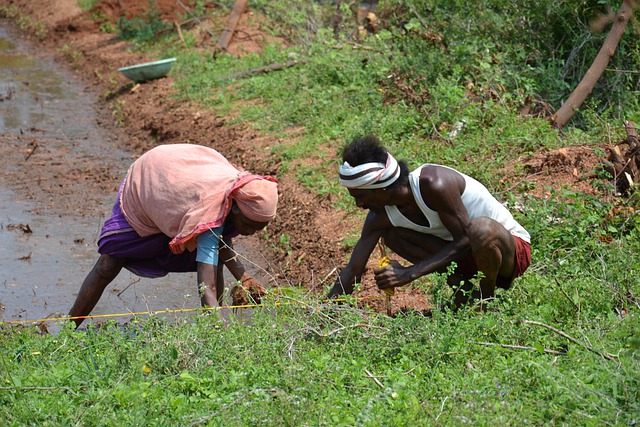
2,1,640,425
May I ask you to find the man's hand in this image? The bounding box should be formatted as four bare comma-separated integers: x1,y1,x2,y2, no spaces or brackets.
327,278,357,299
374,259,412,290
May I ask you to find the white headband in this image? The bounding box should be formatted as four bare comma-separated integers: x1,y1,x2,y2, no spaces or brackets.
339,153,400,189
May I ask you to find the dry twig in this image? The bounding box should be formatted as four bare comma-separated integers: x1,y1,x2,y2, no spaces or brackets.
364,369,385,389
553,277,581,312
222,60,307,80
174,21,187,48
175,0,217,39
476,341,566,355
523,320,618,363
0,386,80,396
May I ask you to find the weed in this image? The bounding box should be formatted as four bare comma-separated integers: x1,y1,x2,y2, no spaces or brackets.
1,8,47,40
117,8,172,44
78,0,100,11
110,99,126,126
278,233,292,257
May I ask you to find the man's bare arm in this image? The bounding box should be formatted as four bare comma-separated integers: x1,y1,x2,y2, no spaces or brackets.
328,211,387,297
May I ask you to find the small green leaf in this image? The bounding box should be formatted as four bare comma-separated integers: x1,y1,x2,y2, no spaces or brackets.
533,342,545,354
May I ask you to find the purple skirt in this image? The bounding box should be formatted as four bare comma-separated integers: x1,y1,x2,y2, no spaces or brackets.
97,184,197,278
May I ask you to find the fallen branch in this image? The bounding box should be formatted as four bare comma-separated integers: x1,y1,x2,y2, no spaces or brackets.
625,119,639,153
476,341,566,355
222,60,307,80
406,2,429,30
331,43,385,53
601,120,640,195
175,0,217,40
553,277,581,312
364,369,385,389
174,21,187,48
214,0,248,55
304,323,388,338
0,386,80,396
523,320,618,363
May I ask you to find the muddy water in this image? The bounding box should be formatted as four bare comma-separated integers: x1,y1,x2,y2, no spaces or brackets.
0,24,259,332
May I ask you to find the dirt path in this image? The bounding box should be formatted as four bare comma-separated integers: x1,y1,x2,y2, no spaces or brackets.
0,19,272,328
0,16,276,328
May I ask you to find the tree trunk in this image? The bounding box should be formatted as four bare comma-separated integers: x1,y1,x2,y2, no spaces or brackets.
602,120,640,195
551,0,636,129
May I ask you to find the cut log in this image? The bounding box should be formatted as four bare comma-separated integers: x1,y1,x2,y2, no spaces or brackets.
214,0,249,55
604,120,640,195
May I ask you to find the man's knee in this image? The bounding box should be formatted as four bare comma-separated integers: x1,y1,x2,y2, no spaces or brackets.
468,218,514,252
468,217,516,280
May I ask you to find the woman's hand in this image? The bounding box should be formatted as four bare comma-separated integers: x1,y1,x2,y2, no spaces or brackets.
231,275,267,306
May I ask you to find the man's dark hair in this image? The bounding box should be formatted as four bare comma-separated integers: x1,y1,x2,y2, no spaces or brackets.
342,135,410,187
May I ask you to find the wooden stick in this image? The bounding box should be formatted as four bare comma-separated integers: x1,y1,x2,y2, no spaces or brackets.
174,21,187,48
0,386,80,396
215,0,248,53
553,277,581,312
222,60,306,80
364,369,385,389
331,43,385,53
175,0,217,39
476,341,566,355
302,323,389,339
523,320,618,363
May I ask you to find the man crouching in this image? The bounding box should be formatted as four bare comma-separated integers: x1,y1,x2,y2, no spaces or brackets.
327,135,531,310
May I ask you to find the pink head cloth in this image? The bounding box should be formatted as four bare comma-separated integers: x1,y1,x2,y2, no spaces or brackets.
233,177,279,222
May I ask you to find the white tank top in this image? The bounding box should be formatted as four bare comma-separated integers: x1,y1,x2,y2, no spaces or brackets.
385,164,530,243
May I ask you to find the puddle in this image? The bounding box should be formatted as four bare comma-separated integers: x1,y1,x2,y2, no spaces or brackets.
0,24,260,332
1,186,205,332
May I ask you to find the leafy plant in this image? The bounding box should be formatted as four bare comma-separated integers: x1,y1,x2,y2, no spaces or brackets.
117,8,172,44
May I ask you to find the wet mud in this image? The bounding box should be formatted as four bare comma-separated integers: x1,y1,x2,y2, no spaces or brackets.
0,22,263,331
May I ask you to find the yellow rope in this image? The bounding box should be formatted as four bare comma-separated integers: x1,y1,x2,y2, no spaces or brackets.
1,295,387,326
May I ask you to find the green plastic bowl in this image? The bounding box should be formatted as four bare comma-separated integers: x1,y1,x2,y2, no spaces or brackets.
118,58,177,83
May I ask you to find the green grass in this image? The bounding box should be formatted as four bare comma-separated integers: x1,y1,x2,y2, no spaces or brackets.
77,0,100,11
2,0,640,425
2,299,639,426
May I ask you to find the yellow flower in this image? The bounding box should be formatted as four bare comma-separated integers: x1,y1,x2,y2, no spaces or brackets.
378,257,394,296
